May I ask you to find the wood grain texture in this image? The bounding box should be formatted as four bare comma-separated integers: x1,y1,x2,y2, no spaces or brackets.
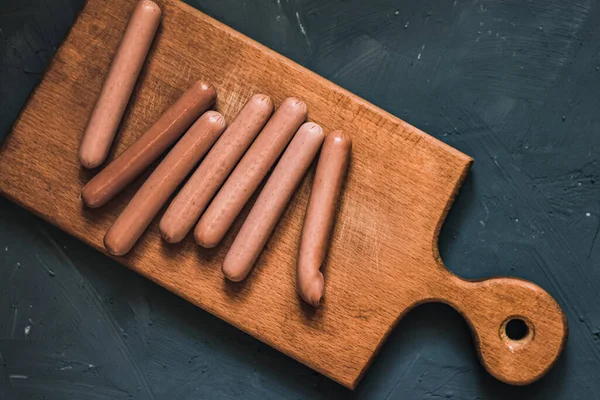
0,0,567,389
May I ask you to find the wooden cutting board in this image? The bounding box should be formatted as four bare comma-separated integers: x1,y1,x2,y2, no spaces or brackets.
0,0,567,389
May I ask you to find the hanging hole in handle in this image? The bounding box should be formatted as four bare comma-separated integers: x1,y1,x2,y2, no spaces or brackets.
500,316,534,348
506,318,528,340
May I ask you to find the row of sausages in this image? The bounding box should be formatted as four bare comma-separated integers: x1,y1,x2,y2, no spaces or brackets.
77,1,351,307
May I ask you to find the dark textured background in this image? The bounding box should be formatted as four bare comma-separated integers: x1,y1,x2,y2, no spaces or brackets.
1,0,600,399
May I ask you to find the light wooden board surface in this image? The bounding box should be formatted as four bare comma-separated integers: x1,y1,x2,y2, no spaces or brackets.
0,0,567,389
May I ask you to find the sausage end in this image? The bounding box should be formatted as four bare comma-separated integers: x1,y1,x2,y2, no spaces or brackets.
137,0,162,16
158,215,188,243
191,81,217,98
326,130,352,151
78,147,105,170
280,97,308,117
249,93,274,111
81,185,102,208
300,122,325,138
158,222,182,244
194,226,220,249
222,261,249,282
298,271,325,307
202,110,226,129
104,233,130,256
79,157,102,170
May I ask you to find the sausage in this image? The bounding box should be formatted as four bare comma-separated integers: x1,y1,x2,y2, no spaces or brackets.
194,97,307,248
222,122,325,282
297,130,351,306
81,81,216,208
79,0,162,169
104,111,226,256
159,94,273,243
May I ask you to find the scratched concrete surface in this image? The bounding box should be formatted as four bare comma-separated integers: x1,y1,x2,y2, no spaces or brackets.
1,0,600,399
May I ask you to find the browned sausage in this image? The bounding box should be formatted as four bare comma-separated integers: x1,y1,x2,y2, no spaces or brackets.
222,122,325,281
81,81,216,208
79,0,162,169
159,94,273,243
297,130,351,306
194,97,307,248
104,111,226,256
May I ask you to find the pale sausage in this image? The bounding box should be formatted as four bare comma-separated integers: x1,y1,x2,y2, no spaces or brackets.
159,94,273,243
222,122,325,282
297,130,351,306
81,81,216,208
194,97,307,248
79,0,162,169
104,111,226,256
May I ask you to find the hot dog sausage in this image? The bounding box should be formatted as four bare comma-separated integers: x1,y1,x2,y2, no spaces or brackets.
194,97,307,248
79,0,162,169
297,130,351,306
104,111,226,256
222,122,325,282
159,94,273,243
81,81,216,208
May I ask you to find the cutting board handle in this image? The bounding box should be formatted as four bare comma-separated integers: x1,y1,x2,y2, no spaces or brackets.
441,274,567,385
